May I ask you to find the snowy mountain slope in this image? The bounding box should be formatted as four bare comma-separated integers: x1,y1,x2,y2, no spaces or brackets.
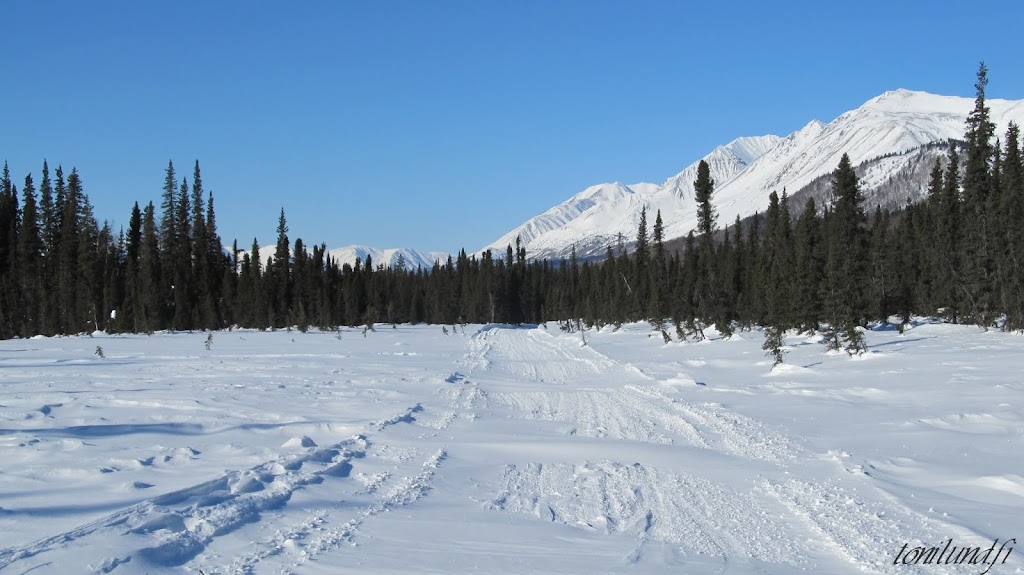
483,135,781,260
786,140,959,219
485,182,659,255
490,89,1024,260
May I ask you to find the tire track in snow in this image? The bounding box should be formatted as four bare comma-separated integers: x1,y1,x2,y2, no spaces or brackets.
625,385,797,463
481,327,796,462
488,461,813,569
494,388,709,447
477,327,977,573
473,327,615,385
760,476,949,575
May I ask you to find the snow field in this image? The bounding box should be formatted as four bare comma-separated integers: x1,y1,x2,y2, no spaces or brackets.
0,321,1021,574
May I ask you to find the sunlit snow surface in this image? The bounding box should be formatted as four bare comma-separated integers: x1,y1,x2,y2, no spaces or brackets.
0,322,1022,574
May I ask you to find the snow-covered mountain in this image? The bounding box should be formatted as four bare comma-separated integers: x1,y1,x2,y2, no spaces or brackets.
242,245,447,270
484,89,1024,260
482,135,780,260
326,246,448,270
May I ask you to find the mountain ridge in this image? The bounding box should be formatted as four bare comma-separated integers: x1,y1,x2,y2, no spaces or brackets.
483,89,1024,260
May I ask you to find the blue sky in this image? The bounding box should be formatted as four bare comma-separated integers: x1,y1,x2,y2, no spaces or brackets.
3,1,1023,254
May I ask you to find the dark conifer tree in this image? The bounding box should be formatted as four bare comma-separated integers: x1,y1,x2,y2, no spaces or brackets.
55,168,85,333
738,214,762,326
249,237,267,328
171,177,193,329
694,160,716,236
205,190,226,328
191,160,212,328
693,160,721,337
159,161,177,324
648,209,669,339
868,205,894,323
919,158,944,312
960,62,997,327
935,143,962,320
272,208,291,327
124,202,143,332
17,174,43,336
821,154,867,354
37,161,58,334
0,164,17,337
75,192,101,332
793,198,822,332
998,123,1024,329
633,206,650,318
761,191,795,329
139,202,161,332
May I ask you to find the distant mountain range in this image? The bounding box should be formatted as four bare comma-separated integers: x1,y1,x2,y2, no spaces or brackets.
261,89,1024,268
245,244,449,270
481,89,1024,261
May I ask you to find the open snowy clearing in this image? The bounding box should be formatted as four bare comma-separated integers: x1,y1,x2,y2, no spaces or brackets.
0,322,1021,574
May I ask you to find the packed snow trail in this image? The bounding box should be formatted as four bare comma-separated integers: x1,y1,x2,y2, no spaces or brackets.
458,326,1013,574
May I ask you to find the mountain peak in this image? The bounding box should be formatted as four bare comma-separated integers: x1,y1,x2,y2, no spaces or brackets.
872,88,918,101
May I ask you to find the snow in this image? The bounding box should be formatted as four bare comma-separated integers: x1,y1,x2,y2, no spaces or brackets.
324,246,448,270
1,322,1022,574
487,90,1024,261
240,244,448,270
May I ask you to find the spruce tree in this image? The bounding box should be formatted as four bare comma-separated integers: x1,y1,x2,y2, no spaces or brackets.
272,208,291,327
56,168,85,333
822,154,867,355
205,190,225,328
998,123,1024,329
0,164,17,337
648,209,669,340
694,160,716,236
793,197,822,332
960,62,997,327
75,193,101,332
16,174,43,336
920,158,944,312
139,202,161,332
38,161,59,334
191,160,211,328
124,202,143,332
156,161,178,326
633,206,649,318
693,160,720,337
762,324,786,369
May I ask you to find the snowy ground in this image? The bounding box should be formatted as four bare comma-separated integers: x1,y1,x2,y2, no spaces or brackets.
0,321,1021,574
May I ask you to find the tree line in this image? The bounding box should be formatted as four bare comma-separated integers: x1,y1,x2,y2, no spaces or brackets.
1,65,1022,360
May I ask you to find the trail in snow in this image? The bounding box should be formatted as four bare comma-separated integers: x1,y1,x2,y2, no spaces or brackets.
465,326,1014,574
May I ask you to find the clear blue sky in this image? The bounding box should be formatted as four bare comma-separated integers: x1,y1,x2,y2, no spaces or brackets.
3,1,1023,254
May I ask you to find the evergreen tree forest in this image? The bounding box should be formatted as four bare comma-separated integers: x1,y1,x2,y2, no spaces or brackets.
2,65,1023,358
